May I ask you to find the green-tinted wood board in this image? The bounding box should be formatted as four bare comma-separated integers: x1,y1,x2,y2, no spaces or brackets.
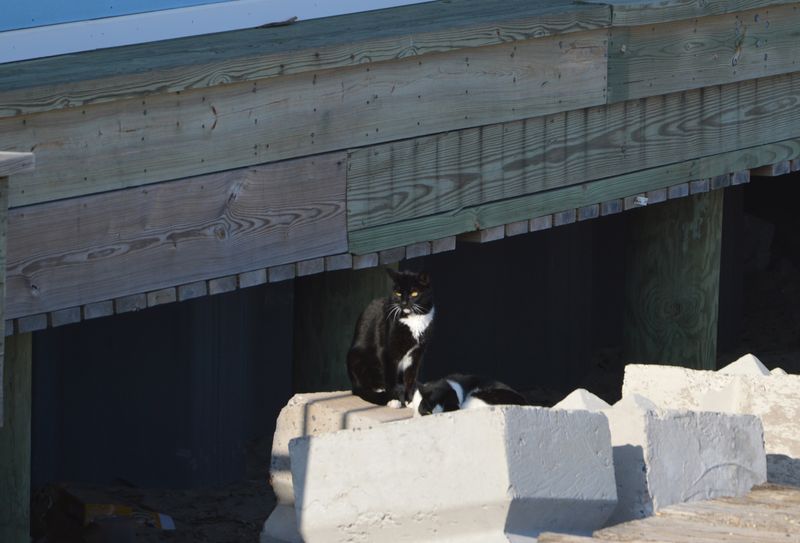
348,72,800,233
622,190,723,370
1,31,607,208
0,0,610,118
0,333,32,542
580,0,797,26
348,138,800,253
607,4,800,103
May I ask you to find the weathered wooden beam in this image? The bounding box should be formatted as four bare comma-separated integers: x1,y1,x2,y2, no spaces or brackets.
667,183,689,199
606,4,800,102
293,268,391,393
553,209,577,227
295,258,325,278
583,0,796,26
348,72,800,237
324,254,353,272
177,281,208,301
530,215,554,232
6,153,346,318
751,160,792,177
238,269,268,289
114,294,147,314
379,247,406,265
431,237,457,254
0,153,34,178
600,199,623,216
623,190,724,370
208,275,238,295
147,287,177,307
348,138,800,254
2,30,607,208
0,0,611,118
578,204,600,221
352,253,379,270
504,220,530,237
405,242,431,260
83,300,114,320
690,178,711,194
0,333,32,541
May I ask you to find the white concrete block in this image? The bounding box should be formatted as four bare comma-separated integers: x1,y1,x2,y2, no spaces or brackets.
623,363,800,460
290,407,617,543
604,397,766,525
552,388,611,411
718,353,770,376
263,392,412,543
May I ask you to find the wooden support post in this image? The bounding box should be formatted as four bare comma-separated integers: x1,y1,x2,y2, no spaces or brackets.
623,190,723,370
293,267,392,393
0,333,33,543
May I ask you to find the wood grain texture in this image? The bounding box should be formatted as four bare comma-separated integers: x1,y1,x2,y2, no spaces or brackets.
0,0,610,118
0,334,32,539
208,275,238,295
458,225,505,243
237,269,267,289
147,288,177,307
667,183,690,199
83,300,114,320
1,30,606,208
431,237,457,253
352,254,379,270
752,160,792,176
50,307,81,327
348,72,800,237
405,242,432,259
607,5,800,102
5,154,346,318
114,294,147,314
623,190,723,370
601,199,624,215
324,254,353,272
348,138,800,253
268,264,296,282
296,258,325,277
690,178,711,193
177,281,208,301
582,0,798,26
0,153,34,178
505,220,530,236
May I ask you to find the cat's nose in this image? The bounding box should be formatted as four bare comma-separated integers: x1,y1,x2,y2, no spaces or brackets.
402,308,411,314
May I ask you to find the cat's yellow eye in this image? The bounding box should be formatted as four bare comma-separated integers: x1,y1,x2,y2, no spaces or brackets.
393,291,402,297
411,291,419,297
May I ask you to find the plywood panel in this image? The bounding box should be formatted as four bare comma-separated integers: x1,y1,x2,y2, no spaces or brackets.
0,0,610,117
348,138,800,253
607,4,800,103
5,154,346,318
0,153,33,178
348,73,800,235
1,30,607,207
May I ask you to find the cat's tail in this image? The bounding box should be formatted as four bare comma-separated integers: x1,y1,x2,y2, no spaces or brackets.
352,387,393,406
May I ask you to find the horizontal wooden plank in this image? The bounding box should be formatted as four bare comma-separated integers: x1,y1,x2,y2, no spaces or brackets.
5,154,346,318
583,0,797,26
208,275,238,295
349,138,800,253
0,152,34,178
2,29,606,208
238,269,268,289
431,237,457,254
607,5,800,103
0,0,610,118
50,307,81,327
348,72,800,236
177,281,208,301
83,300,114,320
608,4,800,102
324,254,353,272
114,293,147,314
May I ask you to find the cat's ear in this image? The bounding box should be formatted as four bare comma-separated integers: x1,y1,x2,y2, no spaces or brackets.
385,267,400,282
418,272,431,287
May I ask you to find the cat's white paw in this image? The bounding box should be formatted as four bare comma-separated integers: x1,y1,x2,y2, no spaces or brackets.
386,399,403,409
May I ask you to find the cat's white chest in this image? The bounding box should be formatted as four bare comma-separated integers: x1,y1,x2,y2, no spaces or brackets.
399,307,434,341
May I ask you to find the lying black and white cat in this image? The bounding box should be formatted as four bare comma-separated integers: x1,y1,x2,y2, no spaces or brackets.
346,269,434,408
411,374,527,415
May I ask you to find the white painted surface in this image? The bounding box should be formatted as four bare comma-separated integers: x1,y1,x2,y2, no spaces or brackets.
623,362,800,460
604,397,766,525
0,0,434,63
263,391,412,543
552,388,611,411
290,407,618,542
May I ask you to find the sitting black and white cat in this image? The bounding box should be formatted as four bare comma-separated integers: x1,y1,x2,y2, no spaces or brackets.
346,269,434,408
411,374,527,415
